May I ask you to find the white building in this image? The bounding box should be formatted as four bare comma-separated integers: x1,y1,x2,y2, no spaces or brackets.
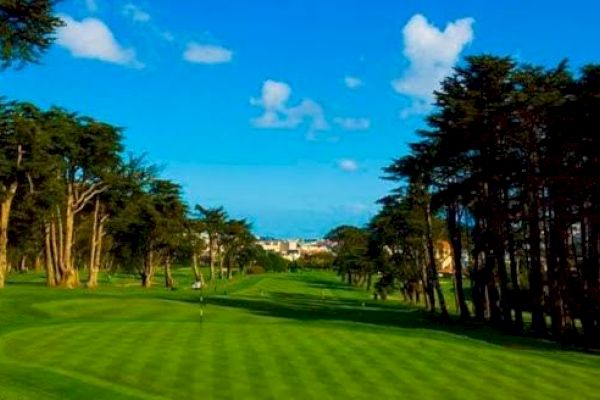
256,238,330,261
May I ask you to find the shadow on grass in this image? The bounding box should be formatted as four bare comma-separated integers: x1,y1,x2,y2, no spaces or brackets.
199,292,577,353
283,273,371,293
3,280,47,287
6,272,593,355
305,280,361,292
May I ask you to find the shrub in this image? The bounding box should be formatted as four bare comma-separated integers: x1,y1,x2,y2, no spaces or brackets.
247,265,266,275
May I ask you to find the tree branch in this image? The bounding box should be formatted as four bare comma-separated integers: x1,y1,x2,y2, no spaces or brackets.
73,185,109,214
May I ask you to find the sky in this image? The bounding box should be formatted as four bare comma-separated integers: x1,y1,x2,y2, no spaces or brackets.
2,0,600,238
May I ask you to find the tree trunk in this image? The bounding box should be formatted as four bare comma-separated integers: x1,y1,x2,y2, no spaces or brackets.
59,185,78,288
50,219,62,283
208,235,215,280
424,200,448,318
507,225,523,332
495,241,512,329
86,203,106,289
192,251,204,284
164,255,174,288
19,255,27,272
226,250,233,279
34,253,42,272
218,251,225,279
447,202,470,319
0,182,18,289
580,203,600,346
141,251,155,288
419,249,433,311
483,248,501,324
86,226,104,289
546,201,570,340
525,188,546,335
44,222,56,287
87,198,99,288
471,215,487,320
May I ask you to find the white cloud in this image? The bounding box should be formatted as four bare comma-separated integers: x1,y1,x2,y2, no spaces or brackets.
123,3,151,22
56,15,143,68
344,76,363,89
339,159,359,172
85,0,98,12
392,14,474,116
333,117,370,131
253,80,290,111
183,42,233,64
121,4,173,43
251,80,328,136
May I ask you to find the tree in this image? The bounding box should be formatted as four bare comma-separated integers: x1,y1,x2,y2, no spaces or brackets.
326,225,373,289
195,205,227,280
150,180,187,288
0,0,63,68
375,54,600,345
43,109,122,287
220,219,255,278
369,195,427,303
384,145,449,317
85,157,144,288
109,173,186,288
186,216,207,285
255,248,289,272
0,100,43,287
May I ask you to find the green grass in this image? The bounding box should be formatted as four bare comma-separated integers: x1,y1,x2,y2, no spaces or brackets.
0,269,598,399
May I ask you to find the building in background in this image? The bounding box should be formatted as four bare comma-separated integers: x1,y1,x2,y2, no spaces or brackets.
256,238,331,261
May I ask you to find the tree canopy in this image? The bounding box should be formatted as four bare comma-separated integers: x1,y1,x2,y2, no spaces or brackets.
0,0,63,68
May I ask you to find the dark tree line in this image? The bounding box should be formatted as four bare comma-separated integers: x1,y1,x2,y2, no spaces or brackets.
334,55,598,346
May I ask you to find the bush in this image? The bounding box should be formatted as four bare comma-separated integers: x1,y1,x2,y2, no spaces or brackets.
246,265,266,275
253,248,289,272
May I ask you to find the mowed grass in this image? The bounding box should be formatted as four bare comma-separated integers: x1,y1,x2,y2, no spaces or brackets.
0,270,599,399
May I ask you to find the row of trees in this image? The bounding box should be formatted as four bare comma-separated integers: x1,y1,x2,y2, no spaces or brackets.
0,99,273,288
1,1,285,288
329,55,599,346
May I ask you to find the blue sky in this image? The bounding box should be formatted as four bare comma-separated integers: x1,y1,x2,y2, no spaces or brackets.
2,0,599,238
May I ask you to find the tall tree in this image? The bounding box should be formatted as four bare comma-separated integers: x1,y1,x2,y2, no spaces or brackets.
195,205,227,280
384,146,449,317
44,109,122,287
186,216,207,286
376,54,599,345
0,0,63,68
0,100,43,287
220,218,255,279
326,225,372,288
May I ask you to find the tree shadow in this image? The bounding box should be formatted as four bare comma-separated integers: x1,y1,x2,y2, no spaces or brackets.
283,274,371,293
200,292,585,354
306,281,362,292
3,280,47,287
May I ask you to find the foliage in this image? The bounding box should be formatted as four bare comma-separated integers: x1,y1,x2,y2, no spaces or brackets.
372,55,600,345
254,247,289,272
326,225,374,288
0,0,63,68
292,251,335,270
